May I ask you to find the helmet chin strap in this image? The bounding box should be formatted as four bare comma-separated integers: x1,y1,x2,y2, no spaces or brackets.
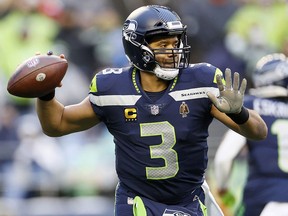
153,65,179,80
142,41,184,80
152,43,183,80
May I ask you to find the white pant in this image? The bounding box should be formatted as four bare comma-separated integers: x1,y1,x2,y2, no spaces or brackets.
202,180,224,216
260,202,288,216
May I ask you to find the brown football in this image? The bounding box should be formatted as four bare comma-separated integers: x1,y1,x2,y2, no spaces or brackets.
7,54,68,98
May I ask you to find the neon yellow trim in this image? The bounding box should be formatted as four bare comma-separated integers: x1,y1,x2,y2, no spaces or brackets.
132,67,178,92
170,76,178,91
133,196,147,216
199,199,207,216
132,68,141,93
90,75,97,93
213,68,225,85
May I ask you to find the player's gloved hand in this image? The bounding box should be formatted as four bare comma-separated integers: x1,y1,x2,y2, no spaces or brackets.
207,68,247,114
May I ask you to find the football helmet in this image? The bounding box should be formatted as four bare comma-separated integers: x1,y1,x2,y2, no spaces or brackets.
250,53,288,97
122,5,191,80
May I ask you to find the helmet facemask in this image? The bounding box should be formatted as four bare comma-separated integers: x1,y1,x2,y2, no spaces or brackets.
137,31,190,80
147,34,191,80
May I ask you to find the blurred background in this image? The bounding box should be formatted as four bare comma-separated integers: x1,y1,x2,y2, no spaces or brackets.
0,0,287,215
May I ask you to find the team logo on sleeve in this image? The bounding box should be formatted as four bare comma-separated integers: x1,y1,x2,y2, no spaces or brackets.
123,20,139,45
124,107,137,122
179,102,189,118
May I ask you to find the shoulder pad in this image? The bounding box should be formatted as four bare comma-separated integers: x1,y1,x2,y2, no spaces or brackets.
183,63,224,86
89,67,129,93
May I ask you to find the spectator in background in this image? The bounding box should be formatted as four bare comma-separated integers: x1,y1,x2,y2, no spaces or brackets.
4,113,65,214
0,0,12,17
0,103,21,214
224,0,288,87
47,0,128,80
171,0,244,73
92,8,129,69
0,0,60,109
214,53,288,216
48,0,101,80
0,103,20,194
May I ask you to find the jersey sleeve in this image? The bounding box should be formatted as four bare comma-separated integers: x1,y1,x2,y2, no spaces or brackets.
197,63,224,101
89,72,106,120
189,63,224,88
88,67,131,121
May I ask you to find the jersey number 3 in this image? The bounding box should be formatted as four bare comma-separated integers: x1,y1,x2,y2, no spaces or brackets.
140,121,179,180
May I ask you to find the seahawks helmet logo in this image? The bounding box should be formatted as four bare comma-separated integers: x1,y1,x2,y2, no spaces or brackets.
123,20,138,42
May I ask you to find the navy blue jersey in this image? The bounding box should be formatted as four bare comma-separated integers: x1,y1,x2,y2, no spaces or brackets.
89,64,221,204
243,96,288,209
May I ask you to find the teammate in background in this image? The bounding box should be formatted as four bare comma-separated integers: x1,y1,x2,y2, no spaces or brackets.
214,53,288,216
35,5,267,216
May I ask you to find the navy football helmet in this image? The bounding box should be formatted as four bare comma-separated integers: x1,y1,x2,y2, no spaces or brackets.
250,53,288,97
122,5,191,80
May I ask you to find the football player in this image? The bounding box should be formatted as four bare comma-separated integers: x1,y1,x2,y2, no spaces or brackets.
214,53,288,216
36,5,267,216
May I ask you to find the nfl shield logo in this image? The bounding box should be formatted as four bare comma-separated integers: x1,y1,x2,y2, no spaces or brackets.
150,105,159,115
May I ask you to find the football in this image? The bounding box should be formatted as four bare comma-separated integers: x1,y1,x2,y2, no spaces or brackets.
7,54,68,98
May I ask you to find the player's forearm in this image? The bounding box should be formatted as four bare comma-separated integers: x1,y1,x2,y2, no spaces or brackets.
238,109,267,140
36,98,66,137
211,105,267,140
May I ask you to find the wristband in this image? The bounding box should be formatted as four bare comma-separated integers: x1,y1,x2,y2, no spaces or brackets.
227,106,249,125
38,90,55,101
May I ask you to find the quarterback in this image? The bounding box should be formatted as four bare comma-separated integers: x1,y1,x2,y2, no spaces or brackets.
36,5,267,216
